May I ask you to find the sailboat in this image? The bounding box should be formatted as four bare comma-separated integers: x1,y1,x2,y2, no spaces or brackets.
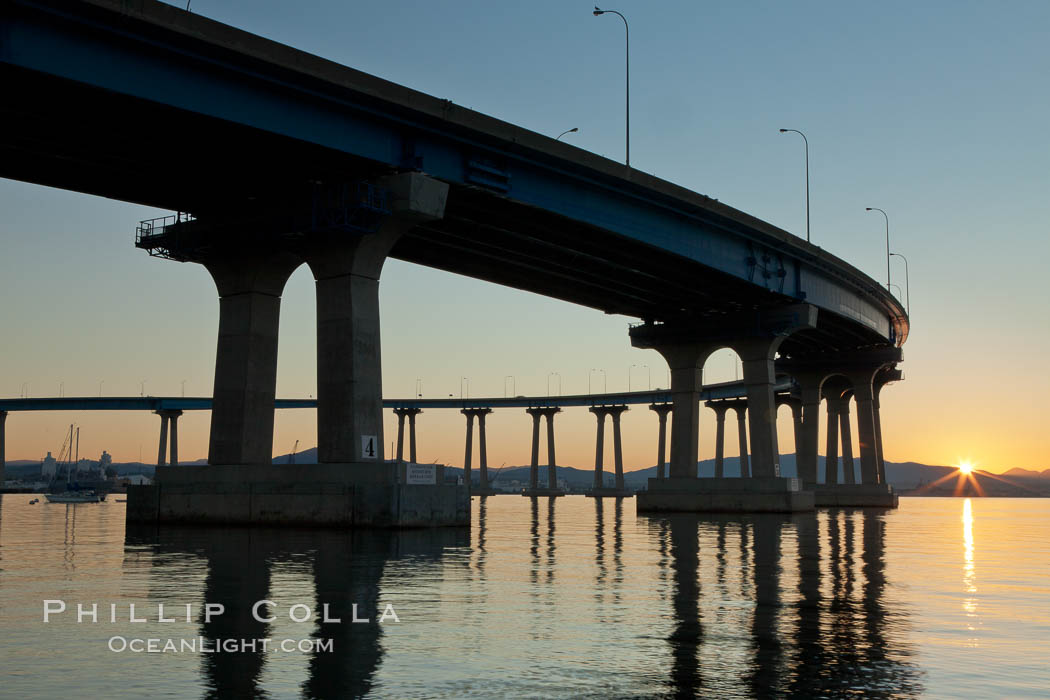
45,425,103,504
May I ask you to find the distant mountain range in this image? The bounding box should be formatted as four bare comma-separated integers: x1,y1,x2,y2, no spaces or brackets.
7,450,1049,496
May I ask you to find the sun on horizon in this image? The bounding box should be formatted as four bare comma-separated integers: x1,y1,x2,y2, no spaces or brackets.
957,459,976,475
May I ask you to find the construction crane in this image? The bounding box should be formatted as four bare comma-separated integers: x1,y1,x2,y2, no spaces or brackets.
289,439,299,465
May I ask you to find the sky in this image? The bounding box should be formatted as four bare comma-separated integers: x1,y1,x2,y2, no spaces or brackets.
2,0,1048,473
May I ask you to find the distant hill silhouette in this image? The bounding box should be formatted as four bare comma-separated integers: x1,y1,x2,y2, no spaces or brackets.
6,449,1048,496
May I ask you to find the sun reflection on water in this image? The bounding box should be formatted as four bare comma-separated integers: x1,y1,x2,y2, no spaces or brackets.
962,498,980,645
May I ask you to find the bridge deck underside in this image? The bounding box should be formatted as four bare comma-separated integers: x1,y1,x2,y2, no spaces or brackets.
1,64,883,357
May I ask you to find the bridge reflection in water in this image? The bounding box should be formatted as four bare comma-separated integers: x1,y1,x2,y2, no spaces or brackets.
125,502,920,698
649,508,922,698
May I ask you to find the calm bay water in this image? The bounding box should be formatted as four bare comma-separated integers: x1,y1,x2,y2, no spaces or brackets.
0,495,1047,698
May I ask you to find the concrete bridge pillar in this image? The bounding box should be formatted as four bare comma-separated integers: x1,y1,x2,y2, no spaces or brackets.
478,409,491,490
789,400,803,463
733,403,750,478
849,369,882,485
589,407,608,489
839,398,856,484
794,374,823,485
824,398,841,484
734,337,784,478
873,369,901,484
155,410,183,466
525,408,544,490
461,409,475,486
609,406,628,490
0,410,6,486
392,408,422,464
649,403,673,479
203,251,302,465
544,408,560,489
302,173,448,466
408,410,419,465
704,402,730,477
461,408,493,490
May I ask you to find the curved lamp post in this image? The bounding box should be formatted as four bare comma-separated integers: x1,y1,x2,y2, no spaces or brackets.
865,207,891,291
593,6,629,167
556,127,579,141
779,128,810,242
890,251,910,315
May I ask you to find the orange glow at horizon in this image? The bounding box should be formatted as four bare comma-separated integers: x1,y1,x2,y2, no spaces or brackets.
958,460,975,475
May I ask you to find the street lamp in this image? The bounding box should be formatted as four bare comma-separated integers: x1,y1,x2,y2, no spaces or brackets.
593,6,629,167
98,380,103,398
181,379,187,398
548,372,562,396
504,375,516,397
140,379,147,397
556,127,578,141
865,207,891,291
890,252,910,315
628,364,638,391
779,128,810,242
643,364,651,390
415,378,423,398
460,377,469,399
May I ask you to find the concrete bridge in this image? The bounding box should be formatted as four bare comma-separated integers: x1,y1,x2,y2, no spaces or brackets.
0,0,907,524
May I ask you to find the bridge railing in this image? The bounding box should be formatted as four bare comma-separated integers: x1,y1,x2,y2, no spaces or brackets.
135,213,195,245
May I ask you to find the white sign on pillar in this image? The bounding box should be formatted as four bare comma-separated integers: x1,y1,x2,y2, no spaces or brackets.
361,435,377,460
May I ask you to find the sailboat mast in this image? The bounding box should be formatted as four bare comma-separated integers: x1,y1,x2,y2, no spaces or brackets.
67,423,73,484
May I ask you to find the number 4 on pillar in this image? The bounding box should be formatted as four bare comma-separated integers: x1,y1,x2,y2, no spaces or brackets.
361,436,377,459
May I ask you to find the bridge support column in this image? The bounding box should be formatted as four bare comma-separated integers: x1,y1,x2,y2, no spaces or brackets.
526,408,542,490
589,407,607,489
408,410,419,465
478,410,490,491
611,407,626,490
789,400,803,465
708,403,728,478
461,409,474,487
872,367,902,484
155,410,182,467
849,370,882,485
203,251,301,465
777,353,901,508
630,306,817,513
0,410,6,486
524,407,563,496
824,398,840,484
839,399,855,485
545,409,558,490
649,403,673,480
736,337,783,479
733,404,750,478
794,374,823,485
303,173,448,466
392,408,422,465
462,408,494,492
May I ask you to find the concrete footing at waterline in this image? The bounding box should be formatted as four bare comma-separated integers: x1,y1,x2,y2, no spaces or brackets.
126,464,470,527
585,488,635,498
637,477,815,513
809,482,899,508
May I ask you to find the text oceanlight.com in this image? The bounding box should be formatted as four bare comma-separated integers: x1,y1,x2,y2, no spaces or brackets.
108,637,333,654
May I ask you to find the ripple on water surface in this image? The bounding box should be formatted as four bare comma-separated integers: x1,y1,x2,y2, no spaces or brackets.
0,495,1047,698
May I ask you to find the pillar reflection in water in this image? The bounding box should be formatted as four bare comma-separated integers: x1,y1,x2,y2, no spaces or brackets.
651,509,921,698
125,525,464,699
666,515,702,697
